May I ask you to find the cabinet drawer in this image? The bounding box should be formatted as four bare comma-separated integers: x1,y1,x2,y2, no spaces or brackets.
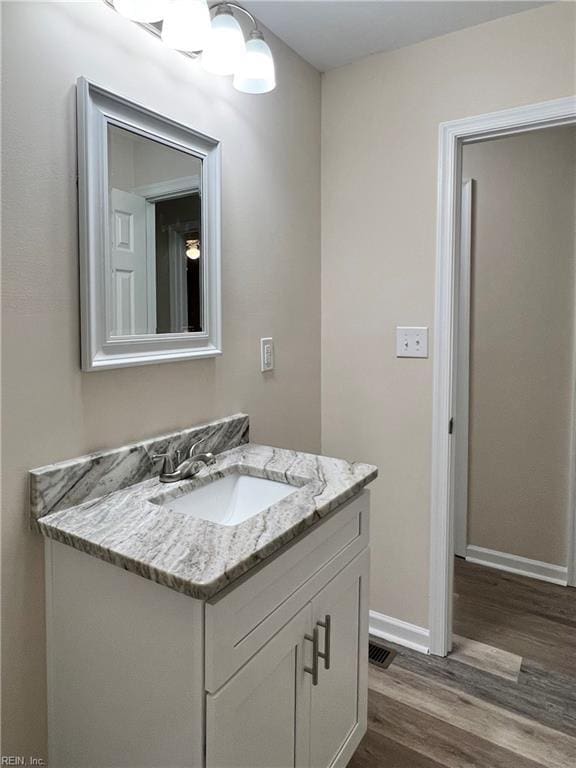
205,490,370,693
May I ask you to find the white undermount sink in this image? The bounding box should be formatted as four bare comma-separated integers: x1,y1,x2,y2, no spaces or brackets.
152,473,297,527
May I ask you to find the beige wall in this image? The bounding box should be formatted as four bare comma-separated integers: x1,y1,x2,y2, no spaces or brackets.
4,0,576,756
321,2,576,627
1,1,321,755
109,127,203,192
464,128,576,566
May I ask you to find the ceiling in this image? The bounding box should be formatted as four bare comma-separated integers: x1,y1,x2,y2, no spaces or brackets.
241,1,550,72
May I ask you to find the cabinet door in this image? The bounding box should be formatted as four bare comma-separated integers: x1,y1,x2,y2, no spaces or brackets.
309,550,370,768
206,604,312,768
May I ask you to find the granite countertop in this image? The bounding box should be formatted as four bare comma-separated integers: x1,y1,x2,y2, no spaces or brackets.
33,416,377,600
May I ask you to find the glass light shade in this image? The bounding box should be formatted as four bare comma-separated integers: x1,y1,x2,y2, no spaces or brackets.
186,239,201,260
201,11,246,76
114,0,169,22
233,34,276,94
161,0,211,51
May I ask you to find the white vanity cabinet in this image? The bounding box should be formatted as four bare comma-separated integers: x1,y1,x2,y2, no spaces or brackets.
206,552,369,768
45,491,370,768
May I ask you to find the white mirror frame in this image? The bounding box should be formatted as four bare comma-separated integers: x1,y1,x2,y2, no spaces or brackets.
77,77,222,371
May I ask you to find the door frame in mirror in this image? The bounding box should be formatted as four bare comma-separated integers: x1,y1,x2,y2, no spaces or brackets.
77,77,222,371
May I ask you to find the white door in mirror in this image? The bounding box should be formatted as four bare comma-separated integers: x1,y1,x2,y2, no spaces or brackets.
261,337,274,371
110,189,151,336
396,326,429,358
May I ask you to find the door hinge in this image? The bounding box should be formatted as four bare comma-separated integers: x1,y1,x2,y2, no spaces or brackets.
448,417,454,435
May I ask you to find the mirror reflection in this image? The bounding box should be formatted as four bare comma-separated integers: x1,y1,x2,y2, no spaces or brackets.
107,125,203,336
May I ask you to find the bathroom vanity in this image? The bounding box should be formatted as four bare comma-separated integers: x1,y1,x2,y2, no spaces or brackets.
32,415,377,768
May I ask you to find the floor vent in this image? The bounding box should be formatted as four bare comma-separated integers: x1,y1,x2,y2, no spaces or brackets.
368,640,396,669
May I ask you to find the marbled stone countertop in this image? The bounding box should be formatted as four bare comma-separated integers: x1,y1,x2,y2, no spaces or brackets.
36,442,377,600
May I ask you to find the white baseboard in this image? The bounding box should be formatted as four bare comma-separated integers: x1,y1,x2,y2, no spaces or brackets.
369,610,430,655
466,545,568,586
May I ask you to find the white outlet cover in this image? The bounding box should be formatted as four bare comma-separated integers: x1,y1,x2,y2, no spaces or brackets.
396,327,429,358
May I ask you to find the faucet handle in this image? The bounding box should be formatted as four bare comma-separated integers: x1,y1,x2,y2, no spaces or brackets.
151,452,176,475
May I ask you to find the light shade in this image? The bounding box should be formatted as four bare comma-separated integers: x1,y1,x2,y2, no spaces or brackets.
201,8,246,76
233,32,276,94
162,0,211,51
186,239,201,260
114,0,168,22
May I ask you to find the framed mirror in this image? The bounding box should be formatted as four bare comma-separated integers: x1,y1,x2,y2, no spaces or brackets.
77,77,221,370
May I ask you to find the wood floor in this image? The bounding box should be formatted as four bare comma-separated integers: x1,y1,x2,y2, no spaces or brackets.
349,558,576,767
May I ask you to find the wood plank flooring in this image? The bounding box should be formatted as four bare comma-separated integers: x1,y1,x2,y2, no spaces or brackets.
449,634,522,681
349,559,576,767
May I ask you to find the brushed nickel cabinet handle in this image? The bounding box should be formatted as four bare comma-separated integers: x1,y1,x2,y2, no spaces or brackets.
317,615,331,671
304,627,320,686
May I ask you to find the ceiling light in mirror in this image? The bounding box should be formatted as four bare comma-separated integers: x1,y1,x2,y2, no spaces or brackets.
233,30,276,94
162,0,211,51
201,6,246,76
186,239,201,260
114,0,168,22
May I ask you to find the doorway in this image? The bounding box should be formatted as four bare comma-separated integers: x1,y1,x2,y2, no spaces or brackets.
429,96,576,657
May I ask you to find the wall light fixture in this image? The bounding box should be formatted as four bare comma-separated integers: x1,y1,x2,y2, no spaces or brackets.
109,0,276,94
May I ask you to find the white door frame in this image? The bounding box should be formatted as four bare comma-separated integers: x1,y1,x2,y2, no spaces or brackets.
453,178,473,559
133,178,201,335
429,95,576,657
167,220,201,333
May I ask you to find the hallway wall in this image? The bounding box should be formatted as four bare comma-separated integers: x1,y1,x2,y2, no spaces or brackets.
464,127,576,566
321,2,576,628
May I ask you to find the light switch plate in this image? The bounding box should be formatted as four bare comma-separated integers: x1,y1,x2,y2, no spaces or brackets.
396,327,429,358
261,337,274,372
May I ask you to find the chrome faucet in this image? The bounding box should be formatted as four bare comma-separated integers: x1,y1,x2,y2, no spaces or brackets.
152,439,216,483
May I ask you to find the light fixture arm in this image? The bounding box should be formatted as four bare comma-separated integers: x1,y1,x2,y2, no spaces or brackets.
209,2,259,32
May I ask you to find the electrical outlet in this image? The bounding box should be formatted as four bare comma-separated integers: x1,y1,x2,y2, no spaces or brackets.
261,338,274,372
396,327,429,358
